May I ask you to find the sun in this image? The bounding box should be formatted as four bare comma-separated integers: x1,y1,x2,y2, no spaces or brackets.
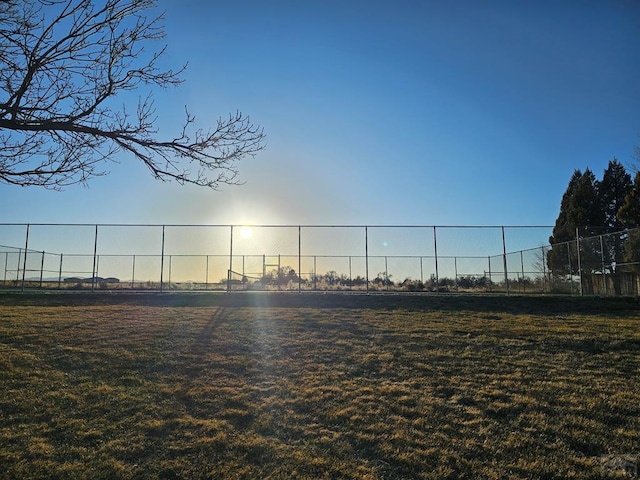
239,226,253,239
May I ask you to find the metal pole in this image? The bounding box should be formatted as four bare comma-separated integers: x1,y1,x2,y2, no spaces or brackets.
541,247,547,293
420,256,423,284
160,225,165,292
21,224,29,292
454,257,459,291
502,226,509,295
39,251,45,288
567,241,574,294
576,227,583,296
131,255,136,289
91,225,98,291
385,256,389,291
4,251,8,283
298,226,302,293
600,235,607,296
205,255,209,290
16,248,21,282
433,226,439,294
365,226,369,293
168,255,172,290
520,250,525,293
58,253,63,289
487,256,492,293
227,225,233,292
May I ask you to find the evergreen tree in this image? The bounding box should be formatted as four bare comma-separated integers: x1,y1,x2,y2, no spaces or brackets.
569,168,604,237
617,171,640,272
599,159,632,230
621,229,640,273
549,161,640,278
617,171,640,227
547,169,603,275
547,170,583,275
596,160,631,269
548,169,583,245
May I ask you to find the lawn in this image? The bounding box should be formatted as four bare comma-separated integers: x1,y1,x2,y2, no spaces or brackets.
0,293,638,479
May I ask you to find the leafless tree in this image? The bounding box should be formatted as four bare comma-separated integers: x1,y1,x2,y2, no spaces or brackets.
0,0,265,189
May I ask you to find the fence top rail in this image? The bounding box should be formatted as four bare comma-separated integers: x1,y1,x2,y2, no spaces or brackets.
0,222,554,229
11,252,498,260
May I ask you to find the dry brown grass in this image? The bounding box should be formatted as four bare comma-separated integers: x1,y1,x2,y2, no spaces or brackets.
0,293,638,479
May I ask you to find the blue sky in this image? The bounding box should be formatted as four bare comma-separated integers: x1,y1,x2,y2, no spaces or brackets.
2,0,640,228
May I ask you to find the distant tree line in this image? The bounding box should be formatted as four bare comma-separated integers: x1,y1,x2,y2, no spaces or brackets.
548,159,640,275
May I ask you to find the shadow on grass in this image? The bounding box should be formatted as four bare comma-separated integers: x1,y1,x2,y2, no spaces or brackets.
0,300,639,478
0,291,638,316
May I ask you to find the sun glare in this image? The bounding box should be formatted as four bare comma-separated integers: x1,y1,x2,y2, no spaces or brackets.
239,226,253,239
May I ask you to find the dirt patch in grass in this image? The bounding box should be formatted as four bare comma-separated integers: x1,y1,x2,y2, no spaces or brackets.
0,295,638,478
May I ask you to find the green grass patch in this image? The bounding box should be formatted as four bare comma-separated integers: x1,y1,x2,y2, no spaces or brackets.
0,294,638,478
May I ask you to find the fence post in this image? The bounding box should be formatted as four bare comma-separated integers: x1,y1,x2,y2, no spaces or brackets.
502,226,509,295
520,250,525,293
576,227,583,296
365,226,369,294
298,226,302,293
205,255,209,290
385,256,389,291
227,225,233,293
160,225,165,292
58,253,63,289
131,255,136,289
39,251,45,288
567,241,574,295
91,225,98,291
433,226,439,294
454,257,459,291
541,247,547,293
4,251,8,283
21,224,29,292
600,235,607,296
16,248,21,282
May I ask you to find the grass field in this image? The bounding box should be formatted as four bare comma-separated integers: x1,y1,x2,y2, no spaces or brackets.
0,293,638,479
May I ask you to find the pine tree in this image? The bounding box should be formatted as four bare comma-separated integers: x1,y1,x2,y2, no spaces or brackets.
596,160,632,269
549,169,583,245
549,161,640,279
617,171,640,227
617,171,640,272
569,168,604,237
547,170,583,275
599,159,632,231
547,169,603,275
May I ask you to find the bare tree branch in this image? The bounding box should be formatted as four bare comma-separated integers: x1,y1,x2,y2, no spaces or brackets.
0,0,265,189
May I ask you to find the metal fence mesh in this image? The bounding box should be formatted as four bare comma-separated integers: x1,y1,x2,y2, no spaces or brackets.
2,223,639,295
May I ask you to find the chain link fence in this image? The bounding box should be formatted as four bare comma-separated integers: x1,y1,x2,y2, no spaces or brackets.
1,223,638,295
